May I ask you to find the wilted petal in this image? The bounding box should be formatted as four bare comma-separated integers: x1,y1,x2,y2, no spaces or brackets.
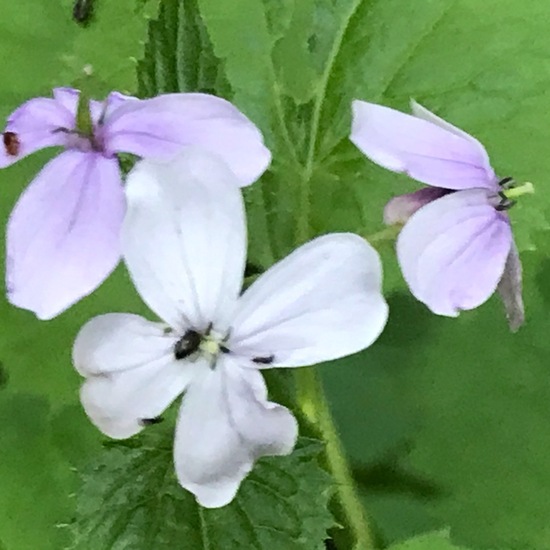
76,314,201,439
230,234,388,367
7,150,125,319
0,96,74,167
174,357,297,508
103,93,271,186
384,187,451,225
350,100,496,191
397,189,513,316
497,240,524,332
123,149,246,332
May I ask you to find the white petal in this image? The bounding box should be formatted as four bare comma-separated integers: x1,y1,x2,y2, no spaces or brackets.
230,234,389,367
73,313,204,439
122,148,247,331
73,313,175,376
174,356,297,508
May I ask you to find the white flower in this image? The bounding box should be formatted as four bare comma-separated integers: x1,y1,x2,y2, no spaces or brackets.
72,149,389,508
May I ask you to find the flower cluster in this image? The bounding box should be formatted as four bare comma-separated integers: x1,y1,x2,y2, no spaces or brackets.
0,87,530,507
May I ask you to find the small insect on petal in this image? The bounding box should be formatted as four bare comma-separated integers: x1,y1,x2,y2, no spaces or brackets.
73,0,94,25
252,355,275,365
174,329,202,360
3,132,20,156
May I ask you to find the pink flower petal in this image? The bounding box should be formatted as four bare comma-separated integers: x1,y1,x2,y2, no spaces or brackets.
351,100,497,191
0,96,75,167
397,189,512,316
6,150,125,319
103,93,271,186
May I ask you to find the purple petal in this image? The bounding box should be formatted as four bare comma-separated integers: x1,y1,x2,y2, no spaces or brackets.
103,93,271,186
7,150,125,319
350,100,497,191
384,187,451,225
53,87,136,126
0,96,75,167
397,189,512,316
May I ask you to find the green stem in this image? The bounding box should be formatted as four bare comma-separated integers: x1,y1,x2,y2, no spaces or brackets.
366,225,401,245
296,368,376,550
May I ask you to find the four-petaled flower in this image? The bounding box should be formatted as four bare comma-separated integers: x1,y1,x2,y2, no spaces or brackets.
72,149,388,508
2,88,271,319
351,99,527,330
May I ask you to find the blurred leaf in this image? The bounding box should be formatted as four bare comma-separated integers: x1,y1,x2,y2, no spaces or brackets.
387,531,471,549
70,437,334,549
0,394,74,550
61,0,161,96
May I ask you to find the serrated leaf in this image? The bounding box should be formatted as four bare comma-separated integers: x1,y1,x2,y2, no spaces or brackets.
138,0,227,97
69,437,333,549
61,0,161,95
196,0,275,134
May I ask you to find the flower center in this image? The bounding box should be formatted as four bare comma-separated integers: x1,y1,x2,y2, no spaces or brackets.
494,177,534,211
53,127,105,154
173,325,228,368
172,325,276,367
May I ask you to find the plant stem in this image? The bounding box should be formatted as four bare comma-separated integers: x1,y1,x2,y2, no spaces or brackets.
296,368,376,550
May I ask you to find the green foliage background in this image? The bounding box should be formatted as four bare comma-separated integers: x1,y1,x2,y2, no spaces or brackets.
1,0,550,548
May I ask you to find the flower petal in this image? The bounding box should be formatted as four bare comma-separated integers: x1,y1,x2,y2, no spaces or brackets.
76,313,201,439
7,151,125,319
230,234,388,367
73,313,175,377
397,189,513,316
384,187,451,225
0,96,74,167
174,356,297,508
122,148,246,331
497,239,524,332
350,100,496,191
103,93,271,186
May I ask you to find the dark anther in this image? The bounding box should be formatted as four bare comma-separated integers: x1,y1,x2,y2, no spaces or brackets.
139,417,164,426
220,345,230,354
73,0,94,25
496,191,516,211
252,355,275,365
498,176,515,189
174,329,202,360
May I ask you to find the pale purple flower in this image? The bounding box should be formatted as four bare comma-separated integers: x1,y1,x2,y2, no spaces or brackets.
72,149,388,508
2,88,271,319
351,99,526,329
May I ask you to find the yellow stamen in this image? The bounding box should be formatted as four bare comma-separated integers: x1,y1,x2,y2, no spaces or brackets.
503,181,534,199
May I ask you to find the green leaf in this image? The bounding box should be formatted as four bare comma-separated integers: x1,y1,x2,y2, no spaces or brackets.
0,394,75,550
69,437,334,549
387,530,471,550
138,0,227,97
62,0,161,96
323,246,550,548
311,0,550,252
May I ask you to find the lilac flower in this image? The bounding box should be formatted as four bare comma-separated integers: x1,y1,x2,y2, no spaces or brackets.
351,99,530,329
72,149,388,508
2,88,271,319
